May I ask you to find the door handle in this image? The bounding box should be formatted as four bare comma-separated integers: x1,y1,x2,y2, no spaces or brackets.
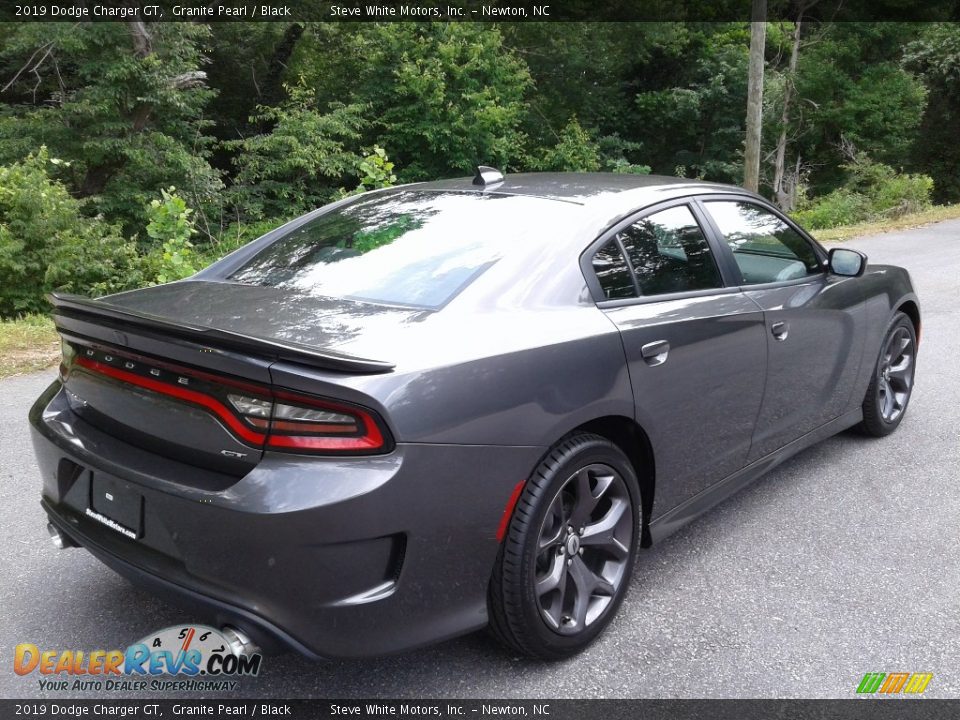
771,321,789,341
640,340,670,366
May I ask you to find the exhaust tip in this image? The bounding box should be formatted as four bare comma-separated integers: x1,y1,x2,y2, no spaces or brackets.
47,523,76,550
220,625,260,656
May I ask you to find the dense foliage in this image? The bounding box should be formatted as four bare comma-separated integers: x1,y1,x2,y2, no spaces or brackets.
0,20,956,317
0,149,142,314
793,153,934,229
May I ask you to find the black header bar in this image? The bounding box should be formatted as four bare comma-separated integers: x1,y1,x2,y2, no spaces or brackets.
2,0,959,23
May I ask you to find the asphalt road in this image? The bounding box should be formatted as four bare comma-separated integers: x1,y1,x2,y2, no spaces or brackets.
2,220,959,700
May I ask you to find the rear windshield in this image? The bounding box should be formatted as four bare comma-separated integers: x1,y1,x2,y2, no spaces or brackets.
229,190,562,309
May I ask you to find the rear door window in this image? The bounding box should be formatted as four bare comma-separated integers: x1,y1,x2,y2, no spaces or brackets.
592,241,637,299
615,205,723,296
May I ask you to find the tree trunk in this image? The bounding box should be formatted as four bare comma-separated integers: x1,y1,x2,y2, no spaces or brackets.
744,0,767,193
78,22,154,197
773,16,803,210
262,23,305,108
127,21,152,58
789,153,802,209
79,160,120,197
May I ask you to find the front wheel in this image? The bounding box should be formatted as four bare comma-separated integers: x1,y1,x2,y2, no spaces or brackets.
488,433,640,660
859,311,917,437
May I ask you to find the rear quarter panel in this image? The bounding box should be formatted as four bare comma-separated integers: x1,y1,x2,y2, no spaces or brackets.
269,306,633,448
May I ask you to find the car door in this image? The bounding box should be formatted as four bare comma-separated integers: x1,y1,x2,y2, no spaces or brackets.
585,200,768,516
697,198,867,461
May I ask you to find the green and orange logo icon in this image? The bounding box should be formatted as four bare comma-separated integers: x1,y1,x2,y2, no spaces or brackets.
856,672,933,695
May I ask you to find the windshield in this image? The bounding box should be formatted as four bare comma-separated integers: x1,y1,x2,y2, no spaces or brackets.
229,190,566,309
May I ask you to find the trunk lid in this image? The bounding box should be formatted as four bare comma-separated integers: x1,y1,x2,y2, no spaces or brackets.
51,283,403,477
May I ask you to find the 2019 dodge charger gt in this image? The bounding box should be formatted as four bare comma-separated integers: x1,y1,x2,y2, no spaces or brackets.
30,170,920,659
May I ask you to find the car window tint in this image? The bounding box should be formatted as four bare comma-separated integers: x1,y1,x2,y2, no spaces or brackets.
616,205,722,296
592,241,637,299
705,201,822,285
228,190,573,309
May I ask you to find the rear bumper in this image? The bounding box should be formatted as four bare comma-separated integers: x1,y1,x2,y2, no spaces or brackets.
44,507,321,657
31,380,543,658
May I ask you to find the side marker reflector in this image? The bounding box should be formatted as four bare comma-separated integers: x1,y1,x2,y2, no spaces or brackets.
496,480,527,543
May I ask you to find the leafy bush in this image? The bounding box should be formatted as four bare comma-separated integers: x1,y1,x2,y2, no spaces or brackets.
534,118,601,172
0,149,142,317
356,146,397,192
226,80,366,220
146,187,196,246
609,159,653,175
792,189,871,229
793,153,933,229
329,24,532,180
142,187,198,284
0,23,223,236
844,152,933,217
598,134,651,174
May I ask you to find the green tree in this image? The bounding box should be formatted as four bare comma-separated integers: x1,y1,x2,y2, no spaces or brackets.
792,23,927,193
226,80,367,220
501,23,686,151
0,22,222,235
632,24,751,182
534,118,601,172
0,149,142,316
291,23,532,180
904,23,960,202
204,23,306,141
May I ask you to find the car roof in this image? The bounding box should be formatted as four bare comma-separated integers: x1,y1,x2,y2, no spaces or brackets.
412,172,752,208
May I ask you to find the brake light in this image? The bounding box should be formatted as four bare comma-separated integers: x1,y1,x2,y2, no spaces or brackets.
72,347,390,455
226,390,384,451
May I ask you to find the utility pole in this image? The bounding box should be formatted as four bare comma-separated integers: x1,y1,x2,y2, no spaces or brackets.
744,0,767,192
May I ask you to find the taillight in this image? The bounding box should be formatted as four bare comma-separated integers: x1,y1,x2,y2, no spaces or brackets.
266,392,386,452
226,390,385,452
58,338,75,382
70,343,391,455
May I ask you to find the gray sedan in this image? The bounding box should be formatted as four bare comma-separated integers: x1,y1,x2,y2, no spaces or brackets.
30,170,919,660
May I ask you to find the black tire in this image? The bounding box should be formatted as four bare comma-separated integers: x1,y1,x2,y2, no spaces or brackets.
488,432,641,660
858,311,917,437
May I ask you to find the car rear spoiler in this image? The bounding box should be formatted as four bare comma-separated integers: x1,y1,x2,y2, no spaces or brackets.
48,293,396,374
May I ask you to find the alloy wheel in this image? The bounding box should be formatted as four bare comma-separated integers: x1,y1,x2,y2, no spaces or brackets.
877,325,914,423
533,463,633,635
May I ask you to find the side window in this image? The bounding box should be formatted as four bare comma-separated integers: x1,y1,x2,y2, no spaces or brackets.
705,201,822,285
592,241,636,299
616,205,722,296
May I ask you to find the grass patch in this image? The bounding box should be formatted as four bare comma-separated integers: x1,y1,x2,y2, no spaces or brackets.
0,314,59,379
810,203,960,243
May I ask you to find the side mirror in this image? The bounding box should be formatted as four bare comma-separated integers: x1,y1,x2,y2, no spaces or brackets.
828,247,867,277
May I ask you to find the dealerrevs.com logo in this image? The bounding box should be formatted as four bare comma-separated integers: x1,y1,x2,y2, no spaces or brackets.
14,625,262,692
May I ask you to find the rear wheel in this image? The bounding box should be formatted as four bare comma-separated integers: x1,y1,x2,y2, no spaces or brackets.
488,433,640,659
859,312,917,437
